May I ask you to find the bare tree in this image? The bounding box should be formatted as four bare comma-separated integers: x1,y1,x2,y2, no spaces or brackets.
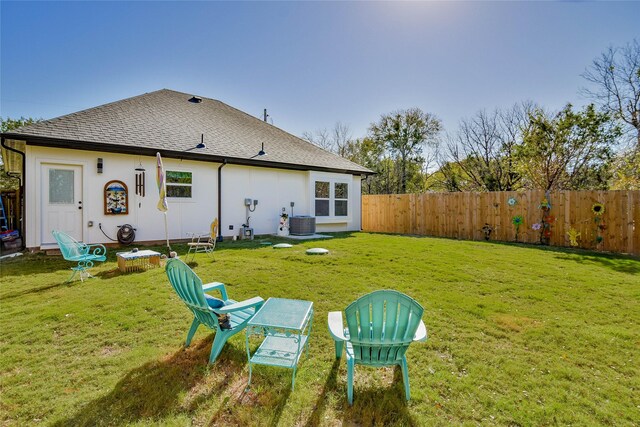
302,128,333,152
332,121,352,157
445,103,532,191
302,122,353,155
582,39,640,149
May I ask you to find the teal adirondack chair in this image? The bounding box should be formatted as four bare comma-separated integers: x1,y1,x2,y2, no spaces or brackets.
165,258,264,363
51,230,107,282
328,290,427,405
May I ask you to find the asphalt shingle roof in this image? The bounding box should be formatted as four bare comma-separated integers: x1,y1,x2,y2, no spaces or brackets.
6,89,372,174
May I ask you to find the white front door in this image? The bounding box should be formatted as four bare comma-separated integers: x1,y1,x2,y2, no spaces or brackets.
41,164,83,245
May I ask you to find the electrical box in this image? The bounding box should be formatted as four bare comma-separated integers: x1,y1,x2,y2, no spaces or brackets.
244,198,252,206
240,226,254,240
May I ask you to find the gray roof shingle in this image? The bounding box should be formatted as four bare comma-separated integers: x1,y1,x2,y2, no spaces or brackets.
6,89,372,174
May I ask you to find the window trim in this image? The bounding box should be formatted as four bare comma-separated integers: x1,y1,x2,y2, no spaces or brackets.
314,181,331,217
333,182,349,217
310,174,351,223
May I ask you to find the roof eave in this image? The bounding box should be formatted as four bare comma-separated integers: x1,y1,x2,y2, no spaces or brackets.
1,133,375,176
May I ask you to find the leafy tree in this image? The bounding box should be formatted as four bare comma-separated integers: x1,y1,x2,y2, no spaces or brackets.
608,148,640,190
1,117,40,190
582,39,640,149
1,117,40,133
340,137,385,194
368,108,441,193
517,104,621,190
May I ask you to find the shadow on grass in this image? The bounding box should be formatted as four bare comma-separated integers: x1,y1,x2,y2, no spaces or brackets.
0,255,75,278
305,359,341,427
341,366,420,427
53,338,246,426
214,232,359,252
551,252,640,274
0,281,70,301
205,371,293,427
392,233,640,273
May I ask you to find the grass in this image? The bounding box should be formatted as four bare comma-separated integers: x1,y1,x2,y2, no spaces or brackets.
1,232,639,426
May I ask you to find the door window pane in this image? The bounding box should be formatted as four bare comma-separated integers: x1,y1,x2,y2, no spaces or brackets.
49,169,74,204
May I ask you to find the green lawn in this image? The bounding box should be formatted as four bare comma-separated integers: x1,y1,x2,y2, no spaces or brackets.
1,233,639,426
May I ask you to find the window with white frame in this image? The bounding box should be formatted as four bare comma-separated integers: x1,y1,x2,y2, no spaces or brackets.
166,171,192,198
334,182,348,216
314,180,349,217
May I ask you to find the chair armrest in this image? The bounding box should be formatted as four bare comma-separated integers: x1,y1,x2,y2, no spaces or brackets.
328,311,348,341
202,282,228,300
215,296,264,314
86,243,107,257
413,320,427,342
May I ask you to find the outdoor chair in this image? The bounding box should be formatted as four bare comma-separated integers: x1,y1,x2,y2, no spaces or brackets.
51,230,107,283
328,290,427,405
165,258,264,363
186,219,218,262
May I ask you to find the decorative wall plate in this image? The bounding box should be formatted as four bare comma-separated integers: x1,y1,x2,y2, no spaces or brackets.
104,180,128,215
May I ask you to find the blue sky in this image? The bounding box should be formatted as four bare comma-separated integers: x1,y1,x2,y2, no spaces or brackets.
1,1,639,139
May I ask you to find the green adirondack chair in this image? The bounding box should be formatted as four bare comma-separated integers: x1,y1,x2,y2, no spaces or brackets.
328,290,427,405
165,258,264,363
51,230,107,283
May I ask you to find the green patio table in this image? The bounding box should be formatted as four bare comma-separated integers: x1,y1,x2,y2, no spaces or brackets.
245,297,314,391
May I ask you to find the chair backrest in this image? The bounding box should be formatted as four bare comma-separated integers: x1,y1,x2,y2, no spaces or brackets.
344,290,424,366
52,230,86,260
165,258,218,330
209,219,219,240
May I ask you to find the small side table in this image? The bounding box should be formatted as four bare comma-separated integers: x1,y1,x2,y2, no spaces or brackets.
117,250,161,272
245,297,314,391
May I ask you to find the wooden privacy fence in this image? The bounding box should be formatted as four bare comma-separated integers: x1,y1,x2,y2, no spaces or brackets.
362,190,640,256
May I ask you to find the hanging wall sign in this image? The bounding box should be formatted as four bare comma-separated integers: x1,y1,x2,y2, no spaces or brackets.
104,180,129,215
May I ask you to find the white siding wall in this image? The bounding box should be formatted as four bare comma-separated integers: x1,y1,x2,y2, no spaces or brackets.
221,165,309,236
25,146,362,248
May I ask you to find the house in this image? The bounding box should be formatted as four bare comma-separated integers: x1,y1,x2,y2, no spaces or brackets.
0,89,373,250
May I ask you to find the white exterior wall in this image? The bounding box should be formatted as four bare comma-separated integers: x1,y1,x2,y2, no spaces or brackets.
24,146,362,248
25,146,217,248
220,166,362,236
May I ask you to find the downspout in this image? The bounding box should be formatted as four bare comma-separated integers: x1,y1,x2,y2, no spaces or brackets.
217,159,227,242
360,174,364,231
0,136,26,250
